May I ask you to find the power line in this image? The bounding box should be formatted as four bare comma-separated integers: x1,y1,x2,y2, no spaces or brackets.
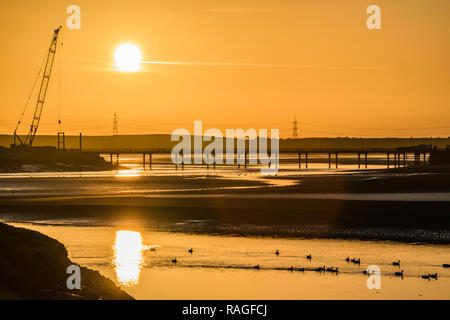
301,123,450,131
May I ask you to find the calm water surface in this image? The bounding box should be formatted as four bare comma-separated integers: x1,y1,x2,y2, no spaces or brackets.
9,222,450,300
2,155,448,299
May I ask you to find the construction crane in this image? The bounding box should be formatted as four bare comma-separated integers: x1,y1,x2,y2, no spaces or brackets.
13,26,62,147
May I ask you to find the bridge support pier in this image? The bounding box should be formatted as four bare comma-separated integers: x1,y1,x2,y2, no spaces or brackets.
387,153,390,168
244,152,248,169
329,153,332,169
305,153,308,169
298,153,301,169
357,153,361,168
335,153,338,169
365,153,368,168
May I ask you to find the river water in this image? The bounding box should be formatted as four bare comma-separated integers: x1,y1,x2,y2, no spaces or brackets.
8,222,450,299
1,155,449,299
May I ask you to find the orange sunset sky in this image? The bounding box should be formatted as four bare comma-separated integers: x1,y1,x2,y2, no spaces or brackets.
0,0,449,137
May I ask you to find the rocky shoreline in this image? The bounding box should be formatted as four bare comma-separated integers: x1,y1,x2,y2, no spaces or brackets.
0,222,133,300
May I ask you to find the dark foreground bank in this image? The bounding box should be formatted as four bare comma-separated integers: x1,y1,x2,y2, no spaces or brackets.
0,223,133,300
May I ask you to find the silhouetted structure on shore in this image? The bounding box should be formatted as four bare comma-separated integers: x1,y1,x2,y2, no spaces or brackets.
430,149,450,165
0,147,113,172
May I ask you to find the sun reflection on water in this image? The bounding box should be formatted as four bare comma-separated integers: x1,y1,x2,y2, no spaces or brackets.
113,230,145,286
115,170,141,177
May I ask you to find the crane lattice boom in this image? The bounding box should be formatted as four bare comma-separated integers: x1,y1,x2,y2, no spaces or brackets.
14,26,62,147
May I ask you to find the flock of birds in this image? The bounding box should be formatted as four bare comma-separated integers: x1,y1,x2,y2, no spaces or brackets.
166,248,449,280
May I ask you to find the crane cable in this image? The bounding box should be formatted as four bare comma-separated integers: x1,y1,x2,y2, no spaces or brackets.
14,48,48,134
57,29,64,132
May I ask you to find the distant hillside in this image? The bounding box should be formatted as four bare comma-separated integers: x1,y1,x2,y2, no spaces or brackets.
280,137,450,149
1,134,449,150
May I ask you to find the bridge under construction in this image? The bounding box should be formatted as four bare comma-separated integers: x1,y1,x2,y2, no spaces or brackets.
76,147,432,170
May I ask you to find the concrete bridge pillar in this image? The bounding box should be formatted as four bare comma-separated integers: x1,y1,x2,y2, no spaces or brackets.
244,151,248,169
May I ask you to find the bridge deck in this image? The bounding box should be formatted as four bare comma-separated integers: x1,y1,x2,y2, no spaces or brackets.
74,148,432,154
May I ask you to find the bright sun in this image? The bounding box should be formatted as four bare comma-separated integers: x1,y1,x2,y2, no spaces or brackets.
114,44,142,72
